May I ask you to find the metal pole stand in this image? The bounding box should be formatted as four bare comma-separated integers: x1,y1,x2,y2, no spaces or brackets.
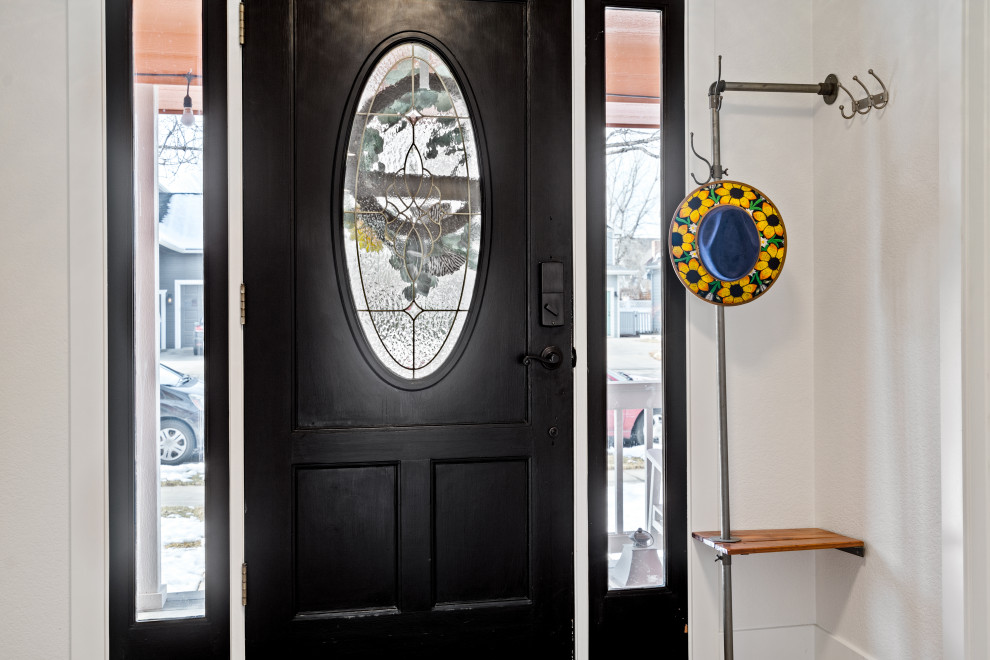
714,306,739,660
697,56,845,660
709,74,739,660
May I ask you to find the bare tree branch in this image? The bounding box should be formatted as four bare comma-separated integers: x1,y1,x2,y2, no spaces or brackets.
158,114,204,180
605,129,661,158
606,129,661,268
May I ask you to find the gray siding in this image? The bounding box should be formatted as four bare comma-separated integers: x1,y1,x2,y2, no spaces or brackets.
159,246,203,349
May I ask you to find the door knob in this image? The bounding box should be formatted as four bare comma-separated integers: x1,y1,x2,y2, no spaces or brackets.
522,345,564,370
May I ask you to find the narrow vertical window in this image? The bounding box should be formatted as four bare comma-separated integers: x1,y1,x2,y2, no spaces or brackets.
132,0,206,621
588,1,685,649
603,7,665,591
109,0,228,653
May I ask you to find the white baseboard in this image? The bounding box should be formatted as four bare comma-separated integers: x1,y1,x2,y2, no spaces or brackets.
731,625,815,660
815,626,873,660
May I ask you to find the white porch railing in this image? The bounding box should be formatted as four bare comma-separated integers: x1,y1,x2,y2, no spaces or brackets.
619,309,653,336
606,379,663,548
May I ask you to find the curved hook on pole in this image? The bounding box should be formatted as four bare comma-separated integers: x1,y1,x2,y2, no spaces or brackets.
851,76,873,114
689,132,714,186
866,69,889,108
836,79,859,119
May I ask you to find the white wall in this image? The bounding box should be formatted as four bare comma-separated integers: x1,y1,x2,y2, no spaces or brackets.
2,1,981,659
0,1,72,658
686,1,818,658
811,2,943,659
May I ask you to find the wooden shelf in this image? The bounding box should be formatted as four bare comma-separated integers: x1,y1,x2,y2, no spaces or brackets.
692,528,864,557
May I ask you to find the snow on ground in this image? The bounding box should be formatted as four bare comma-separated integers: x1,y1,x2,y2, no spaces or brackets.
161,511,205,592
160,461,205,484
161,515,204,546
160,472,206,593
163,546,206,593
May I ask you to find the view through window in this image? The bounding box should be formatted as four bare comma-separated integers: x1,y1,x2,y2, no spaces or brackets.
604,7,665,590
132,0,207,620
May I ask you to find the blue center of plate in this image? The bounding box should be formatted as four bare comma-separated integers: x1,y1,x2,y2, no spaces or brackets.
696,205,761,282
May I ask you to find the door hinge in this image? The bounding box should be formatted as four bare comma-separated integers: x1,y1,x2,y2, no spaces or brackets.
241,562,247,605
238,3,246,46
240,283,246,325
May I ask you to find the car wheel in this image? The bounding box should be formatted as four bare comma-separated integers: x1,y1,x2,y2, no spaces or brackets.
160,419,196,465
627,411,646,447
629,409,662,447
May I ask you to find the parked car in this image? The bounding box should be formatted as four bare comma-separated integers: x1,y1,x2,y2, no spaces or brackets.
606,370,662,447
159,363,204,465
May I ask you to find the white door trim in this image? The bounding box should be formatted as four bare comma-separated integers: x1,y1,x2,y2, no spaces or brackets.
942,1,990,656
67,0,108,656
227,0,247,654
570,1,589,657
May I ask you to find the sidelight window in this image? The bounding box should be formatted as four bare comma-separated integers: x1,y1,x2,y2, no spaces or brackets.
588,1,687,650
603,6,666,591
128,0,208,619
108,0,228,654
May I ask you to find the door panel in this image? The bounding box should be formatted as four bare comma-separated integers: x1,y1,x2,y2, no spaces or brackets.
294,465,399,613
294,3,527,428
433,460,530,603
244,0,572,656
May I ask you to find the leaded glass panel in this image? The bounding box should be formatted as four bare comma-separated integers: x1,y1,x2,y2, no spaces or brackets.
344,42,481,379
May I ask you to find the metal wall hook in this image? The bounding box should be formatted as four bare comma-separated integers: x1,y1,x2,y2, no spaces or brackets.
837,69,888,119
851,76,873,114
689,132,714,185
866,69,889,108
837,79,861,119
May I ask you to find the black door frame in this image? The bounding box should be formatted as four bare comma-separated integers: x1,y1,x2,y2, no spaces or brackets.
107,0,230,657
585,0,688,655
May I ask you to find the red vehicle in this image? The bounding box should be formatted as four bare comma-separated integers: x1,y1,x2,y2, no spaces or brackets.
606,370,661,447
193,318,204,356
607,408,644,447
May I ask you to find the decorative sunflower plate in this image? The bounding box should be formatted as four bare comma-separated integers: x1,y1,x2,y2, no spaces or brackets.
669,180,786,306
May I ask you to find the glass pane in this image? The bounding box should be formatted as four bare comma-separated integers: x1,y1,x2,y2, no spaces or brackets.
133,0,206,620
345,42,482,379
604,7,665,591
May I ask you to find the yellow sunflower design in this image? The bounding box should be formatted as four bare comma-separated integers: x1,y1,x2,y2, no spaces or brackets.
677,258,715,294
755,243,784,282
669,180,786,306
753,202,784,238
714,181,757,207
678,189,714,223
670,224,695,259
717,278,758,304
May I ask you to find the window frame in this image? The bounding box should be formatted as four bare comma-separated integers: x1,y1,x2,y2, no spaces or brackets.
585,0,687,653
106,0,230,656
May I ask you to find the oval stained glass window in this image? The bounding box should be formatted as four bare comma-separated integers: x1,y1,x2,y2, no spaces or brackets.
342,42,482,380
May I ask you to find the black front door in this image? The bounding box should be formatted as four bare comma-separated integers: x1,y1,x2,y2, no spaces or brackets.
243,1,573,656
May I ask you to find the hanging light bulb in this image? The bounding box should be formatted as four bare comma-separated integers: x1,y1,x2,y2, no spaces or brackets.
181,71,195,127
181,98,195,127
